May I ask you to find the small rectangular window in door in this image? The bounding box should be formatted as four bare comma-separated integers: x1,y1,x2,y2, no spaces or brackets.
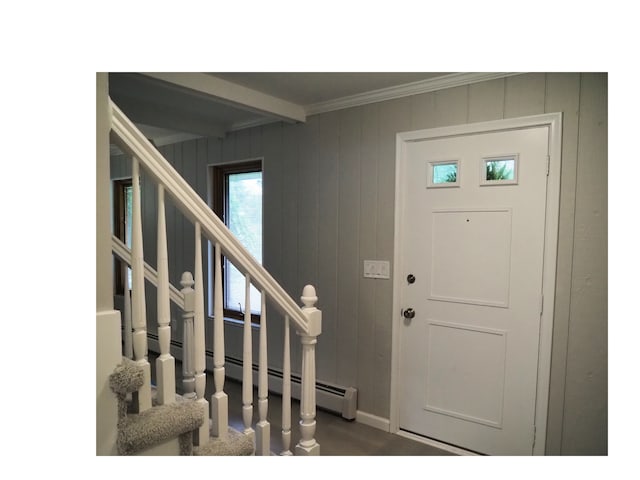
427,160,460,188
481,155,518,185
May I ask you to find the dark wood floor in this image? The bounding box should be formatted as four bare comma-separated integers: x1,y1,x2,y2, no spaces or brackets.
148,351,455,456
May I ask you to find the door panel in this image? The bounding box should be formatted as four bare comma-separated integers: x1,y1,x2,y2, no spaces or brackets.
397,126,549,455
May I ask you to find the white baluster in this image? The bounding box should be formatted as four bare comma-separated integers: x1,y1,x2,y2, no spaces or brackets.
123,275,133,360
242,275,255,440
193,223,210,446
281,315,292,455
131,157,151,412
255,291,271,455
211,242,228,438
295,285,322,455
181,272,196,401
156,185,176,405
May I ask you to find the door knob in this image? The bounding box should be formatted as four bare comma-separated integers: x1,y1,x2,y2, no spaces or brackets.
403,308,415,319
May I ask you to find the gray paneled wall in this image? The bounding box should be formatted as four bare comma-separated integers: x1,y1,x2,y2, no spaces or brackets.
109,72,607,455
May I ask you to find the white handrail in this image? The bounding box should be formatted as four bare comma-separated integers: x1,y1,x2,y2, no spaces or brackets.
110,97,322,455
110,99,310,335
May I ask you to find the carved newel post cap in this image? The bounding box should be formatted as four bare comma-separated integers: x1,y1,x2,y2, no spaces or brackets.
301,285,318,308
180,271,195,289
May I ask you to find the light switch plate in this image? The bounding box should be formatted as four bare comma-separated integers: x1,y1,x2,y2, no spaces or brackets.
364,260,390,279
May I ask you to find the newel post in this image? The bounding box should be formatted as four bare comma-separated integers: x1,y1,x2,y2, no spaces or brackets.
181,272,196,401
295,285,321,456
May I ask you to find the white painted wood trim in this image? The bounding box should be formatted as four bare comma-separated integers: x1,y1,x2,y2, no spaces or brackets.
110,99,310,335
396,430,479,456
390,112,563,455
305,73,523,116
355,411,391,432
533,112,563,455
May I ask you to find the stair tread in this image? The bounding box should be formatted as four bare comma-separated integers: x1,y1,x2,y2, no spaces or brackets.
118,401,204,455
193,427,254,456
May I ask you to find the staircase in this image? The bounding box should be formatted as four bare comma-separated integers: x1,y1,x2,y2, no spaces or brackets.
97,98,322,456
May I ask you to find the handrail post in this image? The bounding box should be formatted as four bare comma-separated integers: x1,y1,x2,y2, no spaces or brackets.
295,285,321,456
211,242,228,438
242,275,255,442
255,291,270,455
156,185,176,405
281,315,293,455
131,157,151,412
193,223,210,446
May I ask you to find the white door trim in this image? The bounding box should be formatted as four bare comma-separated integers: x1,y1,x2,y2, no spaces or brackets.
389,113,563,455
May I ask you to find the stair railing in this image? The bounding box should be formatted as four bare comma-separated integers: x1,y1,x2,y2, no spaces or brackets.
109,98,321,455
113,234,210,445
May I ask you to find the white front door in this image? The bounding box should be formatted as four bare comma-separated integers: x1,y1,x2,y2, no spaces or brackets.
396,124,551,455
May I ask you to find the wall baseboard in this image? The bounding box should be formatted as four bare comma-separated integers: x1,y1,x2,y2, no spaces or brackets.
355,411,391,432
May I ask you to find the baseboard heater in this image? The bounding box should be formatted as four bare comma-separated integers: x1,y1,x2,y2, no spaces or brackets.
146,335,358,420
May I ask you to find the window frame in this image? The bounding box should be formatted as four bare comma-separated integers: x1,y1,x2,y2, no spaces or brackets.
211,159,263,323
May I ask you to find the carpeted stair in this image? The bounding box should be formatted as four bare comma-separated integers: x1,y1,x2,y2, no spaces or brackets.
193,425,254,456
109,358,254,456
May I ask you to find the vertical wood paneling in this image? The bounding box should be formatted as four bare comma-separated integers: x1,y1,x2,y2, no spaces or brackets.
468,78,505,123
434,85,469,126
336,107,362,387
562,73,607,455
250,126,263,158
205,137,222,346
543,72,582,455
410,92,437,130
207,137,223,166
142,167,157,269
181,142,197,347
316,111,339,382
142,164,158,337
262,122,284,371
374,96,411,415
356,103,379,413
281,124,299,297
504,73,546,118
222,131,235,163
297,115,319,289
281,123,300,372
172,144,184,289
110,154,128,179
195,138,209,325
262,123,283,283
235,129,251,160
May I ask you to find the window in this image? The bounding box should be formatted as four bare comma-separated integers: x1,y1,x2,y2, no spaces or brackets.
212,160,263,321
113,178,133,294
427,160,460,188
481,155,519,185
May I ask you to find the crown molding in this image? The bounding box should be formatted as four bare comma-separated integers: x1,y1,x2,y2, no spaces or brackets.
304,72,524,116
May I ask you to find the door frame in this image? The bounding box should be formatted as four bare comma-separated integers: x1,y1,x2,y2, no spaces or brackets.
389,113,563,455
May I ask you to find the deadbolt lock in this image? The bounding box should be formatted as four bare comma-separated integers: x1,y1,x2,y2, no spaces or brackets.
403,308,415,319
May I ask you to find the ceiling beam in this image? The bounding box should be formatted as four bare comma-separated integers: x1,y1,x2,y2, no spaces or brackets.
142,72,307,124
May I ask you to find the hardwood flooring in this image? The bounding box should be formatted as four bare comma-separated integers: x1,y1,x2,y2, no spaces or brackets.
148,351,455,456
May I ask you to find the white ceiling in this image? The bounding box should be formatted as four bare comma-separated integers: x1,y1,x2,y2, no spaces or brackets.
108,72,517,147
